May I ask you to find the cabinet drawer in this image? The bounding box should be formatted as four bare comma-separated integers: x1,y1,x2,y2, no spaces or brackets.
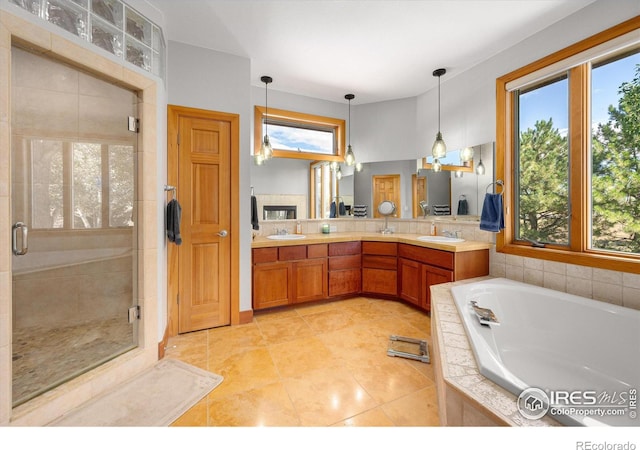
329,254,361,270
278,245,307,261
362,254,397,270
253,247,278,264
398,244,453,270
307,244,328,259
329,241,361,256
362,241,397,256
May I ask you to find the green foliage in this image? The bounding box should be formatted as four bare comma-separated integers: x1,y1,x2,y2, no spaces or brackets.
518,63,640,254
591,65,640,253
517,118,569,244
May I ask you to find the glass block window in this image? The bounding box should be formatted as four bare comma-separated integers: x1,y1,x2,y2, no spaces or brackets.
9,0,165,80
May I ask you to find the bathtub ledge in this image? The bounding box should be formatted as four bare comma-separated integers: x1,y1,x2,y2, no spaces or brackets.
431,277,561,427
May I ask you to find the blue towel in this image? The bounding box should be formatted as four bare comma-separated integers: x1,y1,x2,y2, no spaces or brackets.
479,193,504,232
330,201,337,218
339,201,346,216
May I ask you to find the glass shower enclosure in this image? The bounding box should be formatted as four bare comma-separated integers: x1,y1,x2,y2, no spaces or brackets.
10,47,139,406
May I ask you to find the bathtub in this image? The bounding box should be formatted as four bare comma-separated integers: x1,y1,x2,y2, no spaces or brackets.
450,278,639,427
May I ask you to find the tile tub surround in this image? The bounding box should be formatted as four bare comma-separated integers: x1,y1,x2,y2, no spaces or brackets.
430,278,560,427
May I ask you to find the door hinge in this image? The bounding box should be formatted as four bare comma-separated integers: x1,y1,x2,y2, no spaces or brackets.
128,116,139,133
128,305,141,323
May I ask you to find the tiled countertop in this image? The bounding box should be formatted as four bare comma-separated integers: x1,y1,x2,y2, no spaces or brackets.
251,232,491,253
431,278,560,426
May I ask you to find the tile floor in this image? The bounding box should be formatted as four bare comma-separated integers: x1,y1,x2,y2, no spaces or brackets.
165,296,439,426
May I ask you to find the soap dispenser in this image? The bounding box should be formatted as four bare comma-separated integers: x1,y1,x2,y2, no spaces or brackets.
296,220,302,234
430,221,437,236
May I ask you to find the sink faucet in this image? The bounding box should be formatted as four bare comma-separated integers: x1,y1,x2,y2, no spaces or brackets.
273,227,289,235
442,229,461,238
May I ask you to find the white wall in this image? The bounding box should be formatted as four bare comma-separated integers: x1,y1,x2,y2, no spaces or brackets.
166,41,253,313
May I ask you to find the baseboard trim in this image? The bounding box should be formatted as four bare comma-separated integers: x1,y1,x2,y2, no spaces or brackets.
158,324,169,359
239,309,253,324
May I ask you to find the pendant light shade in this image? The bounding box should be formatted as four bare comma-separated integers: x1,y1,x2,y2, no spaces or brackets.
336,165,343,180
344,94,356,166
476,146,485,175
432,159,442,173
260,76,273,161
431,68,447,159
460,146,474,162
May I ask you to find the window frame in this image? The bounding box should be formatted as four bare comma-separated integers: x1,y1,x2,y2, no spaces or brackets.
24,137,136,230
496,15,640,274
254,105,346,162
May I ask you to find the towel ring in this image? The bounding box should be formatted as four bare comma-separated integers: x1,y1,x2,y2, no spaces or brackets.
486,180,504,194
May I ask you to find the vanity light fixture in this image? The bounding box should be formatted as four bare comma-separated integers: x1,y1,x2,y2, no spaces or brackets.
476,145,486,175
432,159,442,172
344,94,356,166
431,68,447,159
260,75,274,161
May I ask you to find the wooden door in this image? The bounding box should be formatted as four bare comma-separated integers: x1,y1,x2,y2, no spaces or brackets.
168,106,236,334
412,174,427,218
372,175,401,218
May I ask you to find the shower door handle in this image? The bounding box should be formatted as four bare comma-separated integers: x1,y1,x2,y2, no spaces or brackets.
12,222,29,256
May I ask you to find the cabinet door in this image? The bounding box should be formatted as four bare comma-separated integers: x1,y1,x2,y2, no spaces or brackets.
398,258,422,307
362,268,397,296
293,258,328,303
253,262,292,310
329,268,361,297
423,264,453,311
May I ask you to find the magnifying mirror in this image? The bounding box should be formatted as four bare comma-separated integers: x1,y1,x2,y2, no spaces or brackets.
377,200,396,234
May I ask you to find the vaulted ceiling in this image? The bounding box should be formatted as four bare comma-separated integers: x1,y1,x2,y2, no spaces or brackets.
148,0,598,104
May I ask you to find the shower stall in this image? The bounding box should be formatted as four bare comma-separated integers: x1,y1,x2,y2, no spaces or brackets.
10,47,139,406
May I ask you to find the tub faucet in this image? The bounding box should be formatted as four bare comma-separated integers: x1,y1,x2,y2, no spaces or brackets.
470,301,499,326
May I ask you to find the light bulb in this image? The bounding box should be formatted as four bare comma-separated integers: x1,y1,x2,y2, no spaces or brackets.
432,159,442,172
476,160,485,175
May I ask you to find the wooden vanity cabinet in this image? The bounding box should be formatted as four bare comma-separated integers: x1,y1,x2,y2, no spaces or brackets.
328,241,361,297
361,241,398,297
398,244,488,311
252,244,328,309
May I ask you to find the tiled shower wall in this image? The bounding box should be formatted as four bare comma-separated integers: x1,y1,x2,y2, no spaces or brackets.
255,217,640,311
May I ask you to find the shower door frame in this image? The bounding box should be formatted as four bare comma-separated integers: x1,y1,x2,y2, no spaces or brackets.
0,9,159,426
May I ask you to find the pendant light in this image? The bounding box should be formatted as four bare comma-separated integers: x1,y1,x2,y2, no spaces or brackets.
476,145,486,175
431,68,447,159
336,165,343,180
344,94,356,166
460,146,474,162
260,75,273,161
432,159,442,172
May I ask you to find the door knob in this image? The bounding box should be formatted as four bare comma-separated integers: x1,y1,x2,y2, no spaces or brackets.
218,230,228,237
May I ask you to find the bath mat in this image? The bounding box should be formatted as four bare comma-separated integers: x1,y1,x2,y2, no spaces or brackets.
48,359,223,427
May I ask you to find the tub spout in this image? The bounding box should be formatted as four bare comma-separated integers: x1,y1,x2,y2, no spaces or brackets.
470,301,499,326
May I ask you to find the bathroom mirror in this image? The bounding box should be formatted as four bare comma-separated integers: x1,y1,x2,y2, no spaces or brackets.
249,142,494,220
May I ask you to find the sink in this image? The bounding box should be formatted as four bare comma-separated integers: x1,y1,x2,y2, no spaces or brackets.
416,236,465,243
266,234,306,240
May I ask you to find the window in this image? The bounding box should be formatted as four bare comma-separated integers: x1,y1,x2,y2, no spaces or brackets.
496,16,640,272
28,138,135,230
254,106,345,161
